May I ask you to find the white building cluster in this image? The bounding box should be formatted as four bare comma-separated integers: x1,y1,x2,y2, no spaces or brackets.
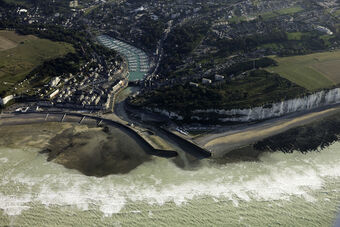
39,55,125,111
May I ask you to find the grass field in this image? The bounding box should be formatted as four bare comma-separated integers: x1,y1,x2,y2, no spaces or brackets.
260,6,303,20
0,30,37,51
228,16,248,24
0,30,74,95
267,51,340,91
229,6,303,24
287,32,305,40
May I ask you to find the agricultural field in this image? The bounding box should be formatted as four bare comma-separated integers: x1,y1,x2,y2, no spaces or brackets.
287,32,305,40
0,30,36,51
0,30,74,95
229,6,304,24
260,6,304,20
267,50,340,91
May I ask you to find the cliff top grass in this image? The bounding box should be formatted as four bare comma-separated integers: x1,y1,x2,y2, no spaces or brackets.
229,6,304,23
131,69,307,116
267,50,340,91
259,6,303,20
0,30,74,95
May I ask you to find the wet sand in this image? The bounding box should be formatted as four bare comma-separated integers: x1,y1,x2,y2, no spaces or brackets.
1,103,340,173
0,122,153,177
0,122,72,149
44,124,152,176
196,106,340,157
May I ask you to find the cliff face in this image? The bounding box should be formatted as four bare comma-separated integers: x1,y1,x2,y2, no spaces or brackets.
194,88,340,122
151,88,340,123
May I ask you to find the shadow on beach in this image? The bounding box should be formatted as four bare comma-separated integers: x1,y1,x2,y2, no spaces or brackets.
43,125,153,177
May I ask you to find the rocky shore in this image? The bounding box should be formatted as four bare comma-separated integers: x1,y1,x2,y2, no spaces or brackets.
0,122,157,177
254,112,340,153
43,125,153,177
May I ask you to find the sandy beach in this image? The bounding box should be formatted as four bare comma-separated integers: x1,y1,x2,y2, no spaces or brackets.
195,105,340,157
0,120,155,176
1,102,340,163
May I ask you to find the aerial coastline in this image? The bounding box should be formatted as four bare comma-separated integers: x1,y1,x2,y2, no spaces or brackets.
2,0,340,225
0,29,339,170
1,100,340,165
1,30,340,164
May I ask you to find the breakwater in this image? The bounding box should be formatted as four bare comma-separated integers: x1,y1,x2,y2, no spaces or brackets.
159,127,211,159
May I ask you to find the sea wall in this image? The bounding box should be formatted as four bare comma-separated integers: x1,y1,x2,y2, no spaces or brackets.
150,88,340,122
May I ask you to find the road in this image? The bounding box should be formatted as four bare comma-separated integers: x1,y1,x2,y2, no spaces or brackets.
149,20,173,77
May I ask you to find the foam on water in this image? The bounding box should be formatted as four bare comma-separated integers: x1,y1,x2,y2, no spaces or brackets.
0,194,31,216
1,142,340,219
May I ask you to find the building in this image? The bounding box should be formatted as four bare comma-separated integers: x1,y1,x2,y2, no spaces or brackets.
49,89,60,99
215,74,225,81
189,82,199,87
0,95,14,106
202,78,212,84
315,25,333,35
50,77,61,87
18,9,28,14
69,0,78,8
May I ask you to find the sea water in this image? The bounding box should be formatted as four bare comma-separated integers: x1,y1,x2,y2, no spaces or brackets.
0,142,340,226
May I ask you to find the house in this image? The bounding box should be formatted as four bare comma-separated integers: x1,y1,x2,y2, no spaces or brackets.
215,74,224,81
50,77,61,87
189,82,199,87
202,78,212,84
49,89,60,99
0,95,14,106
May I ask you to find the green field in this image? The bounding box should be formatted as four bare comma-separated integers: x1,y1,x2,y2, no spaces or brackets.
132,69,307,117
228,16,248,24
229,6,303,23
259,6,303,20
287,32,305,40
276,6,304,15
267,51,340,91
0,30,74,95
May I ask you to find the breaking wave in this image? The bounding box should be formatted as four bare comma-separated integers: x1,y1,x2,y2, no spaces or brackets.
1,142,340,217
